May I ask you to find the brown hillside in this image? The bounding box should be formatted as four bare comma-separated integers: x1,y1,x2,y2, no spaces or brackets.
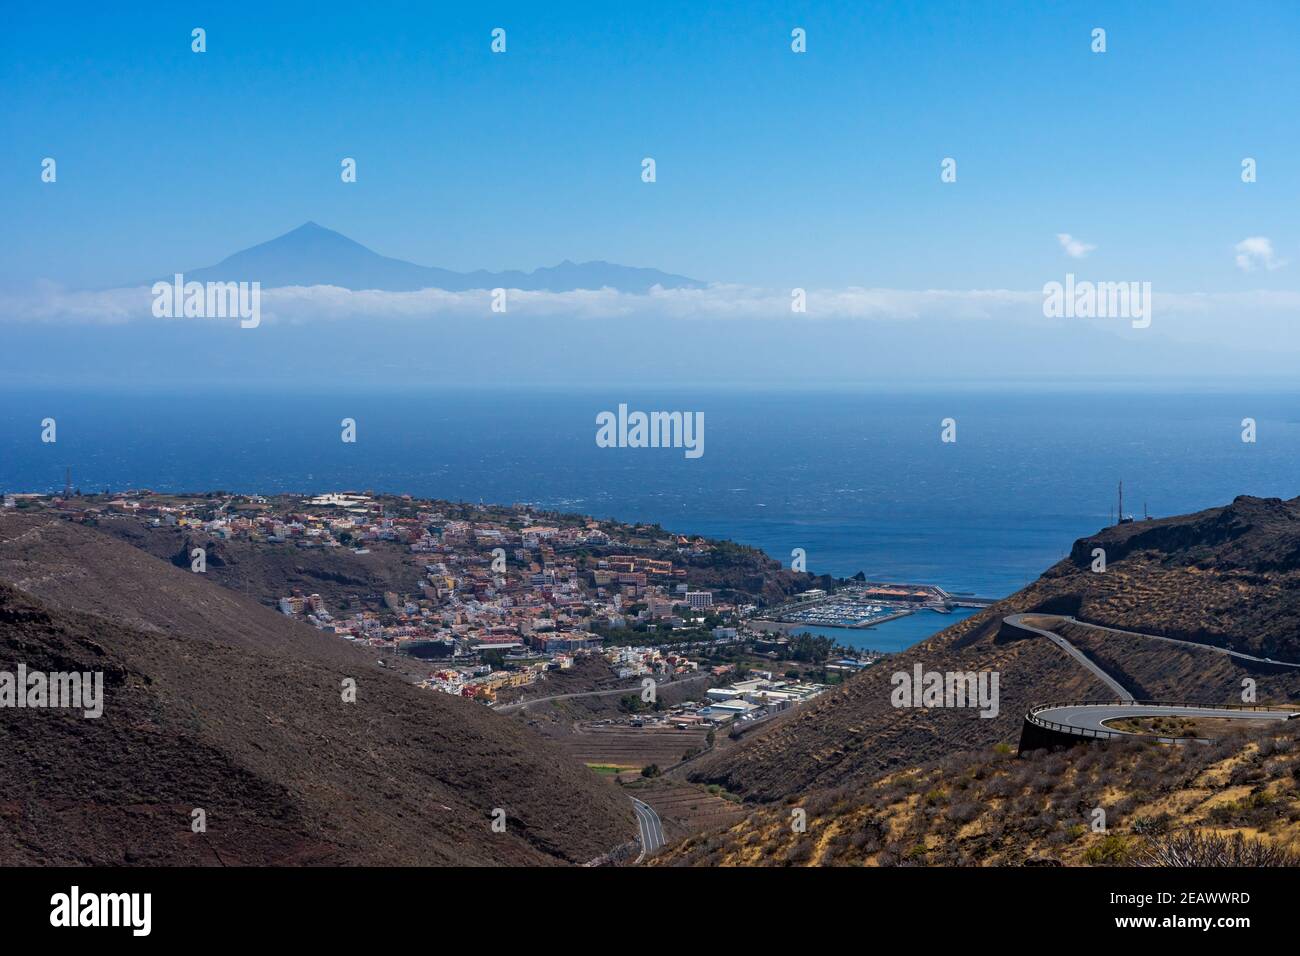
96,517,424,611
659,724,1300,867
0,514,633,865
1046,495,1300,659
1055,620,1300,706
689,495,1300,803
685,603,1107,801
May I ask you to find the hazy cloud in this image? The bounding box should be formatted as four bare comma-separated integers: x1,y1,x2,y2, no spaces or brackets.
1234,236,1284,272
0,282,1041,326
7,283,1300,389
1056,233,1096,259
3,283,1300,351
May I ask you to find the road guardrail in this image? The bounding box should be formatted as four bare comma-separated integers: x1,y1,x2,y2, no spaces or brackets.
1024,700,1298,745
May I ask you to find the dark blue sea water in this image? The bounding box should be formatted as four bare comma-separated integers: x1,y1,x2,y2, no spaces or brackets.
3,387,1297,646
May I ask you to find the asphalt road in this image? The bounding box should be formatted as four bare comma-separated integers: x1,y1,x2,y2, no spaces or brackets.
1005,613,1135,702
495,683,649,715
1048,614,1300,669
632,798,664,862
494,673,710,715
1010,613,1300,742
1032,702,1298,742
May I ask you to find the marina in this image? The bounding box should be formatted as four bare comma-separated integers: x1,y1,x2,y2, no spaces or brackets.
750,582,998,652
760,581,996,628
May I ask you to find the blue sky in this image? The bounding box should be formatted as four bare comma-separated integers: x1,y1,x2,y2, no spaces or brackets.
4,0,1298,293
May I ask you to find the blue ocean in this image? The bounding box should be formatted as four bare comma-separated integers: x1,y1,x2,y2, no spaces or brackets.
3,387,1296,651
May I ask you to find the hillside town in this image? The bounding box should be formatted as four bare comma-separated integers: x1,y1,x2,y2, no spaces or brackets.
8,489,876,723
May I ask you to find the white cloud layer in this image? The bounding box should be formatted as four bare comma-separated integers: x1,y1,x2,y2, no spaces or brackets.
3,282,1300,354
7,281,1300,386
0,282,1047,326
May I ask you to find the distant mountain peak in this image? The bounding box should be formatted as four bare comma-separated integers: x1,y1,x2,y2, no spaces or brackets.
285,220,334,236
174,224,702,294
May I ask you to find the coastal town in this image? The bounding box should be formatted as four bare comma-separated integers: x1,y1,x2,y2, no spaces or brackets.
5,489,884,730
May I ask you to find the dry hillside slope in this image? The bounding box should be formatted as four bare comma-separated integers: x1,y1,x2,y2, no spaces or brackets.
661,724,1300,867
0,513,633,865
689,495,1300,802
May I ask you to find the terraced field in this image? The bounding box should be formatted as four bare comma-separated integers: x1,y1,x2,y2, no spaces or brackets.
634,783,748,844
559,723,710,774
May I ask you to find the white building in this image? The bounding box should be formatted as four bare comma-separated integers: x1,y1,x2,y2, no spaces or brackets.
700,699,759,719
686,590,713,610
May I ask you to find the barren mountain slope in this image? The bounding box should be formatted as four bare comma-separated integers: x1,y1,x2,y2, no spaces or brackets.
690,496,1300,802
661,723,1300,867
0,514,633,865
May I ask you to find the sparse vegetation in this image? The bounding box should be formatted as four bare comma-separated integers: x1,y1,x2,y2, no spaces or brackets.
659,724,1300,867
1083,835,1133,866
1136,830,1300,867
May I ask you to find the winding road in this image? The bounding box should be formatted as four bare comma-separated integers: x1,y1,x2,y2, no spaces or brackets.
495,684,651,715
1009,613,1300,743
495,676,696,861
1042,614,1300,670
1006,613,1134,702
495,673,710,715
632,798,664,861
1030,702,1298,744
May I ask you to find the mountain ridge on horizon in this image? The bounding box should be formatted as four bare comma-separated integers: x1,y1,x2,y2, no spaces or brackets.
147,221,704,294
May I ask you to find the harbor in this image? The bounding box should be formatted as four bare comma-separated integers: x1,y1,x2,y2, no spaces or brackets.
750,582,999,653
758,581,997,627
